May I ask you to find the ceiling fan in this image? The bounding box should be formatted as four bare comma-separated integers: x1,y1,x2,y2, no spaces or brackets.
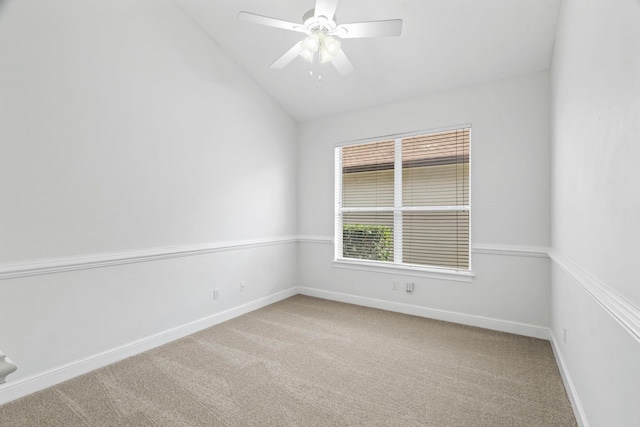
238,0,403,76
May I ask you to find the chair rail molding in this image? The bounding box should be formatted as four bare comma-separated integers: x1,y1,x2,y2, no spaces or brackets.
299,237,552,259
0,351,17,385
471,243,550,258
0,236,298,280
549,250,640,345
297,235,334,244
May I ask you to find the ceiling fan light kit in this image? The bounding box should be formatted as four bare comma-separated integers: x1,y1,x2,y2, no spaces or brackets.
299,31,341,64
238,0,402,76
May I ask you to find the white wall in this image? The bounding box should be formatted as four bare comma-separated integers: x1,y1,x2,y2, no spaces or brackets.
550,0,640,425
0,0,297,260
298,71,552,333
0,0,297,394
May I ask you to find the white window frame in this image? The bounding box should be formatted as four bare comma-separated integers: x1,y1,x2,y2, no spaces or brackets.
334,125,474,282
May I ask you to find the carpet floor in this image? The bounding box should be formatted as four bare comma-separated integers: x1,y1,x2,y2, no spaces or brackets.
0,295,577,426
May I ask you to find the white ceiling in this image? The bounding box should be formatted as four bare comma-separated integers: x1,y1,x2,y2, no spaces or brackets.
175,0,561,122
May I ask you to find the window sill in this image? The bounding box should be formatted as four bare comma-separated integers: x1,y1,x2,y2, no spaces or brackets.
332,258,474,283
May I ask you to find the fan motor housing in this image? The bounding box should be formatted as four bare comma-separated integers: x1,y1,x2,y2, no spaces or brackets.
303,9,337,34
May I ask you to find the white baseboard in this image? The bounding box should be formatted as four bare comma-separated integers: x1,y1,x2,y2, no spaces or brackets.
296,287,550,340
0,285,570,412
0,287,298,406
549,332,589,427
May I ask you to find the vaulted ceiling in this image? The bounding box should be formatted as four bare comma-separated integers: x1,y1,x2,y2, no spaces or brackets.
175,0,561,122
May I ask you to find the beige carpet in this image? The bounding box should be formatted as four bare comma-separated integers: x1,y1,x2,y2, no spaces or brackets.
0,295,577,426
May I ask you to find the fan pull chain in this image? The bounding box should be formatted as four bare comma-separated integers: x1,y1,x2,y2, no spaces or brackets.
309,69,322,82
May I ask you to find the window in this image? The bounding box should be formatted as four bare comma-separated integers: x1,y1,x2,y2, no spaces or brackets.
335,127,470,271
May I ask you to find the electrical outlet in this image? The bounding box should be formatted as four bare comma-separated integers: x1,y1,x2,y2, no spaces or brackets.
406,282,414,293
240,282,246,292
213,289,219,300
392,281,399,290
563,328,567,344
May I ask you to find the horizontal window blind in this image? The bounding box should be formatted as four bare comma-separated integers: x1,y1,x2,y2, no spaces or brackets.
342,140,395,173
403,211,469,269
342,141,394,208
336,128,470,271
402,163,469,206
402,129,469,269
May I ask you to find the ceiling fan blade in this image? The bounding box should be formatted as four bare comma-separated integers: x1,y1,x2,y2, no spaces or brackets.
270,42,305,69
331,49,354,75
333,19,403,38
314,0,339,20
238,11,306,33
